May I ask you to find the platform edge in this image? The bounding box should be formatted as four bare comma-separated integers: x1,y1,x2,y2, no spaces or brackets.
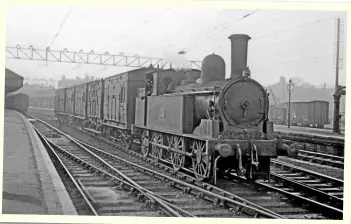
18,111,78,215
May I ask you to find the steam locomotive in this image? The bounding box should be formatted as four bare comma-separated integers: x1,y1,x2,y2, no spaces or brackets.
55,34,298,183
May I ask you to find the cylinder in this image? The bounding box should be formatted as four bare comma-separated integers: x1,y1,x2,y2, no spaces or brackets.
229,34,251,79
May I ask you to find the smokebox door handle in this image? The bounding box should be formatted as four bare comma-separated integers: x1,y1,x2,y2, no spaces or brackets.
259,97,265,114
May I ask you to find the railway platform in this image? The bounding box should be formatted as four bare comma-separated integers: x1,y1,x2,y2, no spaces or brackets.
274,125,344,140
2,109,77,215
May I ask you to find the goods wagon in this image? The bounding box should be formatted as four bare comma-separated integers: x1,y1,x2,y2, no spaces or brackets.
5,93,29,114
281,100,329,128
29,96,55,109
54,88,66,114
5,68,24,94
65,86,75,116
101,67,156,142
86,79,104,127
268,105,287,125
74,83,87,123
54,33,298,184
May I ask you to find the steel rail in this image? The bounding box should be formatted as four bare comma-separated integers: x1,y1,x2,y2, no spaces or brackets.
66,133,192,217
43,134,189,217
29,112,343,219
298,150,343,161
257,178,343,218
31,116,284,219
271,159,343,186
76,138,285,219
227,173,342,219
295,150,344,168
270,160,343,209
268,173,343,209
41,126,192,217
33,126,99,216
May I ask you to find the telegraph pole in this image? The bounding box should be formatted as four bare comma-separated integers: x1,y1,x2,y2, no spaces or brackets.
287,79,294,128
333,18,341,134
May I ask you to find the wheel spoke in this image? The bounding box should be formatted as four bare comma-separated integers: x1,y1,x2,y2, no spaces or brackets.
191,140,211,181
170,136,185,171
150,132,163,160
141,131,149,158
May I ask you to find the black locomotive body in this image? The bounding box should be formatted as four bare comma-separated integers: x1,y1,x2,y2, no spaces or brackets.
132,34,297,181
54,33,298,183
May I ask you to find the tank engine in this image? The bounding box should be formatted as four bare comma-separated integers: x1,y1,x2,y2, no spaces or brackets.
54,33,298,184
133,34,298,182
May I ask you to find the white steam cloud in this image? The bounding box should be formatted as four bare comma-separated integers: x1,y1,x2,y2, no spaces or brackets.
162,50,191,71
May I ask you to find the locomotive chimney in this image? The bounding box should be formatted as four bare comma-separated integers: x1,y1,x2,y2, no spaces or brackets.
229,34,251,79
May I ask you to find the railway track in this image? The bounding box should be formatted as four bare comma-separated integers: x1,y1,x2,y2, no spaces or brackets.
34,125,174,216
256,160,343,217
29,114,343,219
220,161,343,219
32,118,285,218
294,150,344,169
34,128,98,216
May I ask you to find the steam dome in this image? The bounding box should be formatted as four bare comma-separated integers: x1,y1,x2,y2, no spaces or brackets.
200,53,225,84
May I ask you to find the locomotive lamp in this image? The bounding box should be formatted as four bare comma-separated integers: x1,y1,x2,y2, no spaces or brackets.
286,78,294,128
242,67,251,77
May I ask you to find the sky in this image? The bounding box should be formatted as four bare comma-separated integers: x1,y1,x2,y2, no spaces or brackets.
5,6,347,87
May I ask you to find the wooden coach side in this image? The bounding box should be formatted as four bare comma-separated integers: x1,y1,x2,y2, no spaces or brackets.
310,100,329,126
103,67,156,130
87,79,104,121
54,88,66,113
74,83,87,118
65,86,75,115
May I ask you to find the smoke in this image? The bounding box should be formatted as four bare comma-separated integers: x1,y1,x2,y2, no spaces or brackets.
291,77,304,86
162,50,191,71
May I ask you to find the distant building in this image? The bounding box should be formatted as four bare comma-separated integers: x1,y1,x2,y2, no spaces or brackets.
57,75,95,89
267,76,346,126
24,77,57,88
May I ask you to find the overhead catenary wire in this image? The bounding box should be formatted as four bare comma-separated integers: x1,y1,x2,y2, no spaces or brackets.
251,16,336,43
181,10,260,54
114,8,171,43
250,54,334,69
48,8,73,47
182,15,339,63
167,11,243,49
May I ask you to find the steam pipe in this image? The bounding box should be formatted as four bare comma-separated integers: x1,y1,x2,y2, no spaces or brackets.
277,141,299,158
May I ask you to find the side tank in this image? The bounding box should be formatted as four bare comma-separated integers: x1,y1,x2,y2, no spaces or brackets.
172,53,229,128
